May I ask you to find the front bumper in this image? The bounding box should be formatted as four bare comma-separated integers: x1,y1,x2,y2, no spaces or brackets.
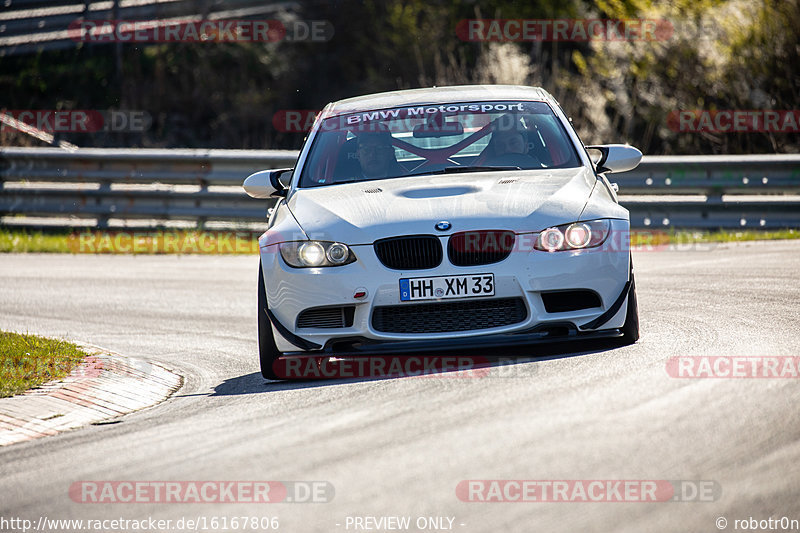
261,218,631,354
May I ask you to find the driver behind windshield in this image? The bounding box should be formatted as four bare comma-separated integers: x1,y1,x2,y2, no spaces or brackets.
485,116,543,168
356,131,404,179
492,128,528,156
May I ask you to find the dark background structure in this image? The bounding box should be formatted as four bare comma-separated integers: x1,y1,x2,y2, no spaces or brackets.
1,0,798,154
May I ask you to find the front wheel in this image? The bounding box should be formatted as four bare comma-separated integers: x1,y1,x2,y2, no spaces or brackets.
258,263,282,379
620,271,640,345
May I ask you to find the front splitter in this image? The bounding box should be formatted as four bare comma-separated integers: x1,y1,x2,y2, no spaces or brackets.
280,326,623,357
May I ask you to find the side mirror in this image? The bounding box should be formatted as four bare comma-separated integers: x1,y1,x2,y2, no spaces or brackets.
243,168,293,198
586,144,642,174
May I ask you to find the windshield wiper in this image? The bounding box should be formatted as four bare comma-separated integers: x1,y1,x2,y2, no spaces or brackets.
327,176,400,185
411,165,521,176
444,165,521,173
330,166,522,184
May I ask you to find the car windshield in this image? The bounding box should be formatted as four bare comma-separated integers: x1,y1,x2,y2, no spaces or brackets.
298,101,581,187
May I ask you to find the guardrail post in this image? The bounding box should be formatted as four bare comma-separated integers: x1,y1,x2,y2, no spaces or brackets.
97,180,112,229
0,151,7,192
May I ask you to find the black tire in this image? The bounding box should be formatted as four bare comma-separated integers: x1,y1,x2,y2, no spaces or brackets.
258,263,282,380
620,270,640,345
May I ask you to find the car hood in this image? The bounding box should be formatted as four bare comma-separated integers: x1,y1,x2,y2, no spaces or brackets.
286,168,599,243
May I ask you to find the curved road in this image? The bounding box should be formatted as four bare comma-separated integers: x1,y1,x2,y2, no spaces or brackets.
1,241,799,532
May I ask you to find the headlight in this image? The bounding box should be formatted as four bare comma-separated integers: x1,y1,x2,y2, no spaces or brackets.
534,220,610,252
326,242,350,264
298,242,325,266
538,227,564,252
280,241,356,267
565,222,592,248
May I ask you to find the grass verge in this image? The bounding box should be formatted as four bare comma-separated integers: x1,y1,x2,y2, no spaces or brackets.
0,230,74,253
0,228,261,254
0,331,88,398
631,228,800,246
0,227,798,254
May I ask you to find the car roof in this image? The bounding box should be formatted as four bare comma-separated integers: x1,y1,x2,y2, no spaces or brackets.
322,85,554,117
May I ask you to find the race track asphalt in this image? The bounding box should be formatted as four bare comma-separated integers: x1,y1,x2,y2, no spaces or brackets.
1,240,799,532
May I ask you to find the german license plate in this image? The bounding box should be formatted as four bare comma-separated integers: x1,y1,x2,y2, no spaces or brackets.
399,274,494,301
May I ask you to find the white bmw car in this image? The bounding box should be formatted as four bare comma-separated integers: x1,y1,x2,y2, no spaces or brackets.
244,85,642,379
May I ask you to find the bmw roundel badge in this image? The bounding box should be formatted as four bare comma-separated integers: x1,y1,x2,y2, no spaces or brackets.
435,221,451,231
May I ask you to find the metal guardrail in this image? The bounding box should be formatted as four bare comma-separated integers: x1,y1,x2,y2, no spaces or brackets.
612,154,800,227
613,155,800,194
0,0,299,56
0,147,297,226
1,147,799,229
